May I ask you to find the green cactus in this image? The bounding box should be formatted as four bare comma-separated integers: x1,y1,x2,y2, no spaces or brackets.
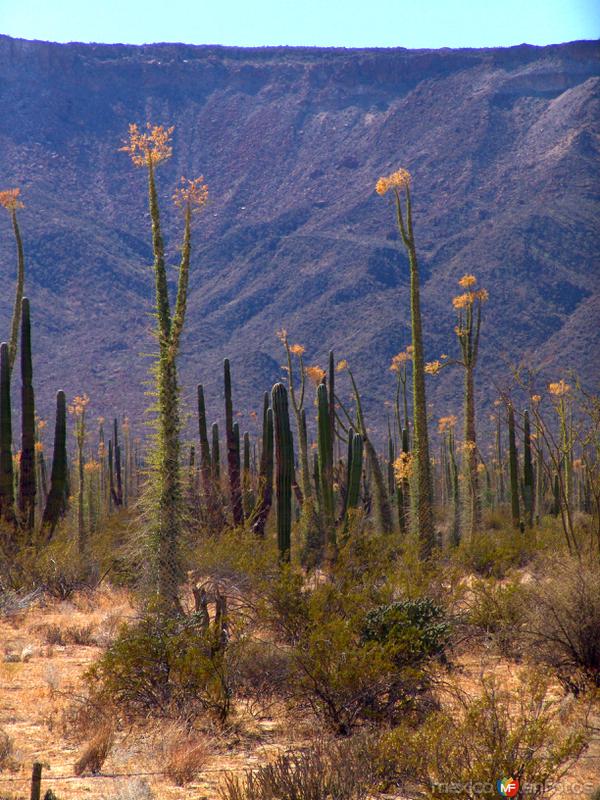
42,391,67,537
347,367,393,535
0,342,15,529
317,382,336,554
345,431,363,516
272,383,293,561
197,384,212,492
17,298,36,536
252,395,273,537
211,422,221,481
224,359,244,526
507,402,521,529
242,431,255,518
522,409,534,527
113,418,123,507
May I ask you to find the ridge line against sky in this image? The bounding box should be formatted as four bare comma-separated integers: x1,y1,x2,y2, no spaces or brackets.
1,0,599,49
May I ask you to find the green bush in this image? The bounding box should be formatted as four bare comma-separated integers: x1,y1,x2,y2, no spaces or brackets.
377,670,589,799
264,568,450,734
85,609,231,723
361,598,450,665
466,577,527,652
453,529,533,579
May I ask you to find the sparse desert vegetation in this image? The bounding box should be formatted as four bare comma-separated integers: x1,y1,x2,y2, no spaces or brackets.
0,118,598,800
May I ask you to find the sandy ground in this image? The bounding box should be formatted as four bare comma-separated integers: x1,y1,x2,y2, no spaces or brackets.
0,587,598,800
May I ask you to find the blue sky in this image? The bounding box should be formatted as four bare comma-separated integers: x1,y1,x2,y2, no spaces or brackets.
0,0,598,48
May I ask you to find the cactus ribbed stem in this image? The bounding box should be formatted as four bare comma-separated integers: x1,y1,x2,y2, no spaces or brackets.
272,383,293,561
42,391,67,537
253,396,274,537
18,298,36,536
0,342,15,535
508,403,520,529
224,359,244,526
523,409,534,527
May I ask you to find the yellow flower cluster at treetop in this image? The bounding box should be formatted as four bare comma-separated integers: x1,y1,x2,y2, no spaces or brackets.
336,359,348,372
458,274,477,288
0,188,24,211
173,176,209,212
389,346,413,373
68,394,90,417
305,365,326,385
375,168,411,196
548,380,571,397
289,344,305,357
438,415,458,433
425,360,442,375
120,123,174,167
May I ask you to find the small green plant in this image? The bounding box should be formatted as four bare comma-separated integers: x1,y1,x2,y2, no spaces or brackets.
86,607,232,723
377,670,589,798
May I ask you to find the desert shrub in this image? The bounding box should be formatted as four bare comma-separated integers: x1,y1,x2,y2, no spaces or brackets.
453,529,533,579
73,725,114,775
465,577,527,652
162,727,209,785
0,728,13,770
264,568,449,734
525,554,600,692
232,639,293,707
219,735,378,800
376,670,588,799
63,623,95,646
107,779,155,800
86,609,232,723
362,598,450,664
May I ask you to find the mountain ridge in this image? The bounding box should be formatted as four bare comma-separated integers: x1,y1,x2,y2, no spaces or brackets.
0,35,598,441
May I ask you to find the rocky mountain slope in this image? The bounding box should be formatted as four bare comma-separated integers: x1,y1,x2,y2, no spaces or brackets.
0,36,598,440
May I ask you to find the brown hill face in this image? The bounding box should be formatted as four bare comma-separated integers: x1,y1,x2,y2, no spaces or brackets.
0,36,598,440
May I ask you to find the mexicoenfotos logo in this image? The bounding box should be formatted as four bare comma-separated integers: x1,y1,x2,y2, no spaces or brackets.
497,777,519,797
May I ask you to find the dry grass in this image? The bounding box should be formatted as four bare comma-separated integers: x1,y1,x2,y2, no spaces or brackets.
73,724,114,775
161,725,210,785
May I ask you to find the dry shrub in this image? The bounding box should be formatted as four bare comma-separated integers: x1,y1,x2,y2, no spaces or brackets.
377,669,589,797
0,728,14,770
107,778,155,800
219,735,378,800
63,623,95,646
526,554,600,692
465,577,527,653
73,724,114,775
162,726,209,786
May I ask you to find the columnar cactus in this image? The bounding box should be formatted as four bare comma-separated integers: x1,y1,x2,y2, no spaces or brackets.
272,383,293,561
242,431,255,518
18,298,36,536
345,431,363,515
317,382,335,553
224,359,244,526
0,343,14,527
113,418,123,507
42,391,67,536
252,395,273,537
197,384,212,492
211,422,220,481
507,402,521,529
522,409,534,527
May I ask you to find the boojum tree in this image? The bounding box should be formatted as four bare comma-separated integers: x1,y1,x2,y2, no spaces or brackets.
376,169,434,556
425,274,489,539
121,123,208,612
0,188,26,375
